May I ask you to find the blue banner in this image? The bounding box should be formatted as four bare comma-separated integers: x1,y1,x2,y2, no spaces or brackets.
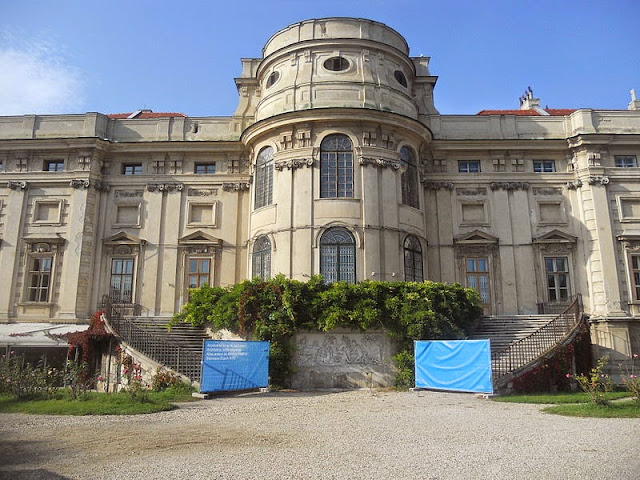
200,340,270,393
414,340,493,394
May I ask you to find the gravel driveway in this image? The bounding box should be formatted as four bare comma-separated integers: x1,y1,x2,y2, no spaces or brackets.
1,390,638,480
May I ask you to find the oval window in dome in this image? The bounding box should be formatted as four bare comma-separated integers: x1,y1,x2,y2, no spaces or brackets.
394,70,408,88
266,71,280,89
324,56,349,72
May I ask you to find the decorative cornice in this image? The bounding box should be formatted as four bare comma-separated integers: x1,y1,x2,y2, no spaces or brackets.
358,157,400,170
70,179,90,189
146,183,184,193
188,188,218,197
93,181,111,192
7,181,27,191
586,175,609,186
222,182,250,192
489,181,529,191
274,158,314,171
423,181,454,190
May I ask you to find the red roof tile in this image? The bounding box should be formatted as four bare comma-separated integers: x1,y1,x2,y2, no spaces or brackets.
477,108,576,116
107,112,187,119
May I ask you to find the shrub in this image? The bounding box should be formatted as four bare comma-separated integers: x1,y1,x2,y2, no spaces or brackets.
620,354,640,403
570,355,612,405
172,276,483,388
151,367,183,392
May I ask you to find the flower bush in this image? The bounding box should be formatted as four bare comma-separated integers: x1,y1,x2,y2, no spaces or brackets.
569,355,612,405
620,353,640,403
0,351,63,399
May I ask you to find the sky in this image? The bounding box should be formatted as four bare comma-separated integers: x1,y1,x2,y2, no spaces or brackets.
0,0,638,117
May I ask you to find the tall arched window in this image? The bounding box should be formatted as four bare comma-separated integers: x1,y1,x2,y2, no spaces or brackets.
400,146,419,208
320,134,353,198
252,236,271,280
255,146,274,209
404,235,423,282
320,228,356,283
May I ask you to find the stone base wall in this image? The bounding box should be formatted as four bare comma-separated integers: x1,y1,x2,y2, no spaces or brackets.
290,330,396,389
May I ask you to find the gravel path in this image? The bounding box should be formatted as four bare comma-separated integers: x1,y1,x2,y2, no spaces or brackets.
1,390,638,480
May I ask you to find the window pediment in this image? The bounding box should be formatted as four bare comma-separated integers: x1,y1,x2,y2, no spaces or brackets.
533,229,577,244
104,231,146,246
178,230,222,246
454,230,498,245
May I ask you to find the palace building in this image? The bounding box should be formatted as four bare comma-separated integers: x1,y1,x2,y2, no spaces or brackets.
1,18,639,377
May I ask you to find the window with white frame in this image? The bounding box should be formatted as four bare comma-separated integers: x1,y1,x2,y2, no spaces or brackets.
254,147,274,209
403,235,423,282
28,256,53,302
458,160,480,173
400,147,419,208
252,236,271,280
320,228,356,283
465,257,490,309
615,155,638,168
545,256,570,301
320,134,353,198
187,257,210,288
631,255,640,301
533,160,556,172
110,258,134,303
44,160,64,172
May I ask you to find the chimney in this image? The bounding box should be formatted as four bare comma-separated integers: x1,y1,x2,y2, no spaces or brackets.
628,89,640,111
519,87,548,115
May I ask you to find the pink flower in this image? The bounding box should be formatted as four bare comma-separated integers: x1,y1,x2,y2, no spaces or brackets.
634,354,639,358
97,375,103,382
565,373,571,378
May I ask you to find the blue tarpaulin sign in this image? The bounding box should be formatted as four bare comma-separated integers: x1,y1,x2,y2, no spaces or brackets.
200,340,270,393
414,340,493,394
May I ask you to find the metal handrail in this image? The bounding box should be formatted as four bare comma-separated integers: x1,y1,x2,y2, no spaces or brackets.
492,294,583,387
101,295,202,382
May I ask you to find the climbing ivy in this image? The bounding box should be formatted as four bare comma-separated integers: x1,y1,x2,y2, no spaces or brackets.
172,275,483,388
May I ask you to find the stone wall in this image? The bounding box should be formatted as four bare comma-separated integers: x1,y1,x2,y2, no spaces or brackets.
290,330,396,389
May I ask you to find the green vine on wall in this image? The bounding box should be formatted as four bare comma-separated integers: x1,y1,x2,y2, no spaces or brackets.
172,275,483,388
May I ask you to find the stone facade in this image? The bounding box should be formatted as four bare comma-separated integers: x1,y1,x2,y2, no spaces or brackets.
1,18,640,375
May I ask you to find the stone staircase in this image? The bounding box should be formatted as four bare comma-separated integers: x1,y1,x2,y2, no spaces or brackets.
470,315,556,353
102,298,209,383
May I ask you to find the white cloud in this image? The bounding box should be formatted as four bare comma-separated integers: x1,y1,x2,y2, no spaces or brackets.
0,37,85,115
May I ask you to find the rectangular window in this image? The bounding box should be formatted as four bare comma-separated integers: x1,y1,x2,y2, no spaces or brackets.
533,160,556,173
44,160,64,172
458,160,481,173
110,258,134,303
545,257,570,301
194,163,216,174
632,255,640,300
28,256,53,302
465,257,490,312
0,161,4,172
122,163,142,175
187,258,210,289
615,155,638,168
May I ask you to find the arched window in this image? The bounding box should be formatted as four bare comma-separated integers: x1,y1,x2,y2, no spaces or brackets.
320,134,353,198
404,235,423,282
252,236,271,280
320,228,356,283
400,146,419,208
255,146,274,209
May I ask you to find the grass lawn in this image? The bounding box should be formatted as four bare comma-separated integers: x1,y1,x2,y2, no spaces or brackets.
492,391,631,404
0,387,196,415
493,391,640,418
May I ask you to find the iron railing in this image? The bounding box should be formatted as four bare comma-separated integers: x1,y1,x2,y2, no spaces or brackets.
492,294,583,387
101,295,202,382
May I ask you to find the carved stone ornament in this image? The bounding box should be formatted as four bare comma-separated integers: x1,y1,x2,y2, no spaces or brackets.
7,181,27,190
188,188,218,197
147,183,184,193
70,179,90,189
566,179,583,190
456,187,486,196
188,246,211,254
274,158,314,171
533,187,563,196
358,157,401,170
586,175,610,186
222,182,250,192
114,245,132,255
423,181,454,190
115,190,142,198
93,181,111,192
490,181,530,191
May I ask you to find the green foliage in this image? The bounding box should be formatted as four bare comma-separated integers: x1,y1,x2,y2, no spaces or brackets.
392,350,415,390
172,275,483,388
542,402,640,418
151,367,185,392
492,391,631,404
619,354,640,403
0,351,63,399
571,355,612,405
